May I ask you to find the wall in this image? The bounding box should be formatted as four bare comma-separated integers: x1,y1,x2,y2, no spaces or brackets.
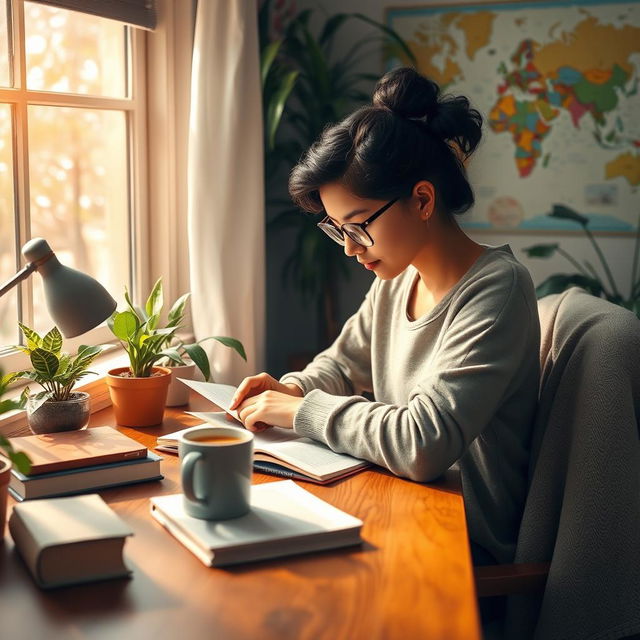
265,0,637,377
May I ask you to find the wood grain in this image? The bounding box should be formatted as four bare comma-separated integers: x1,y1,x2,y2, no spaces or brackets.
0,395,480,640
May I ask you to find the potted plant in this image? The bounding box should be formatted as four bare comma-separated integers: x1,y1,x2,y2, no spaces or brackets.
0,369,31,536
5,324,103,435
106,278,246,421
523,204,640,316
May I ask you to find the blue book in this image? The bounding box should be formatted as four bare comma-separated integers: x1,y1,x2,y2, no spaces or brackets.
9,452,163,501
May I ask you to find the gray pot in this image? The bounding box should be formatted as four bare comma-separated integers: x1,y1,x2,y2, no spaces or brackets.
27,391,91,435
166,362,197,406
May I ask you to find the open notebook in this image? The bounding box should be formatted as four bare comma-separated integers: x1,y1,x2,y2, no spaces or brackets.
156,412,368,484
159,380,369,484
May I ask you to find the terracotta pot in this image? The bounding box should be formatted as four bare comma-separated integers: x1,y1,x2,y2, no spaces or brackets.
0,456,9,539
166,362,197,407
106,366,171,427
26,391,91,434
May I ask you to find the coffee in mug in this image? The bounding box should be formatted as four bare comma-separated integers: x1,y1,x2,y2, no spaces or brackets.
179,426,254,520
189,435,243,445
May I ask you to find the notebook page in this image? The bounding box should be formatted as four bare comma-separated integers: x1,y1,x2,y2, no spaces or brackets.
254,432,365,476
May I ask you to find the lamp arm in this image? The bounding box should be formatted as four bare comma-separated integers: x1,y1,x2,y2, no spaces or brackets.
0,262,39,298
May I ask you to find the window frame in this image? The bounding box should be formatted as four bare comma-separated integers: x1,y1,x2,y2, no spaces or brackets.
0,0,149,374
0,0,194,435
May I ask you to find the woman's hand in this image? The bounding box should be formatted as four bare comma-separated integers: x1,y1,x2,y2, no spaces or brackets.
236,391,303,432
229,373,303,432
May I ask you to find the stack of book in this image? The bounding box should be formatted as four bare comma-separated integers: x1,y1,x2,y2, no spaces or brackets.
8,426,163,501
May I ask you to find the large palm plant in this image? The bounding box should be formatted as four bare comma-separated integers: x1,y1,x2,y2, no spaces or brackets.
259,2,415,346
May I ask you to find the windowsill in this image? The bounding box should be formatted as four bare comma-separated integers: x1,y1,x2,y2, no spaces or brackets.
0,346,129,438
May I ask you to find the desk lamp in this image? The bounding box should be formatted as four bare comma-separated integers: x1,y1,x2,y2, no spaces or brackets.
0,238,117,338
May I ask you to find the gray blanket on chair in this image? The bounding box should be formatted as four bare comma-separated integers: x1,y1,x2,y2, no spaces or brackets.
504,288,640,640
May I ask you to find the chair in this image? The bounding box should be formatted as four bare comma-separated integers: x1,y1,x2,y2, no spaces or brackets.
475,288,640,640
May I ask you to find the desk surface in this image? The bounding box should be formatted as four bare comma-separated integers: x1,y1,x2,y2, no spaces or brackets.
1,395,481,640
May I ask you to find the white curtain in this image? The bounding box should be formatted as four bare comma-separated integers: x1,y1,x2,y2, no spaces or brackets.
187,0,265,385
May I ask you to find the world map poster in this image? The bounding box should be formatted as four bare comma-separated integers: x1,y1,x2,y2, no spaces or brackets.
386,0,640,233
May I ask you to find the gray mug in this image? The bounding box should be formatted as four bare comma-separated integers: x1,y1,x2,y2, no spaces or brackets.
179,425,254,520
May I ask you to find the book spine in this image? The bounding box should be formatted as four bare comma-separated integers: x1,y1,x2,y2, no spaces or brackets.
8,510,44,586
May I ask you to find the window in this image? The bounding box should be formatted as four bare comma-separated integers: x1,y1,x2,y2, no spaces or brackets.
0,0,149,370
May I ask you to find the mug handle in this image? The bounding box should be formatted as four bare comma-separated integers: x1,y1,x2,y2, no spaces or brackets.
181,451,207,505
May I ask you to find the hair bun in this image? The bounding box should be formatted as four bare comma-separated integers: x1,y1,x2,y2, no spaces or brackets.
373,66,483,157
372,67,440,120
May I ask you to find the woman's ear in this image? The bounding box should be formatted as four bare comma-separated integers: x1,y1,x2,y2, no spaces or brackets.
412,181,436,221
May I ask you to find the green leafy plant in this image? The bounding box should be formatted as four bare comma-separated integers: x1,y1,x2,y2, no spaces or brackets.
523,204,640,316
5,324,103,414
108,278,246,379
260,2,415,345
0,369,31,474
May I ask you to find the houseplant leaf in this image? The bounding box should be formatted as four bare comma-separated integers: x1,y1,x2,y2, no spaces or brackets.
27,390,55,414
522,244,559,258
266,69,299,150
30,348,59,380
42,326,63,354
145,277,164,319
261,39,282,85
18,322,42,350
112,311,139,342
548,204,589,227
0,435,31,474
210,337,247,362
182,343,211,381
124,287,148,322
157,348,184,366
167,293,190,328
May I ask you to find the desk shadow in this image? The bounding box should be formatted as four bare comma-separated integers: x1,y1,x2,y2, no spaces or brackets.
7,546,183,619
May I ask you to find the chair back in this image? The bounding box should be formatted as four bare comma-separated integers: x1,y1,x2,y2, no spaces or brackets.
504,287,640,640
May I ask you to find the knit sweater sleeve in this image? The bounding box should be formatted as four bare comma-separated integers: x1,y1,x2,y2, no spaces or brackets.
280,279,378,396
290,263,537,482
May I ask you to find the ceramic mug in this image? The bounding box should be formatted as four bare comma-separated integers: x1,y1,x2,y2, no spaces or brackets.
179,425,254,520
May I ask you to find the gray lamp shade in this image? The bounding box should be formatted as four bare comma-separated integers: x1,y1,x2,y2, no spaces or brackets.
22,238,117,338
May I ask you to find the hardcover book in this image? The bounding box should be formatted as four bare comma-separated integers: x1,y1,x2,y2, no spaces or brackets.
9,494,133,588
10,426,147,475
150,480,363,567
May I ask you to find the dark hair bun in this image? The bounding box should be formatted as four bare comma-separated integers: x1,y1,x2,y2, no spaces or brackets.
372,67,439,120
372,67,482,157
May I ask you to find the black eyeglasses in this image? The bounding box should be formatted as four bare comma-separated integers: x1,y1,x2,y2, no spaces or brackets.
317,198,398,248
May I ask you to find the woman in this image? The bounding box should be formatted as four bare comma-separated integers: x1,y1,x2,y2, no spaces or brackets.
230,67,540,567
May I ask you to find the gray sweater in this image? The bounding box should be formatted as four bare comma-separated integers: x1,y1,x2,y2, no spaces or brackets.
281,245,540,563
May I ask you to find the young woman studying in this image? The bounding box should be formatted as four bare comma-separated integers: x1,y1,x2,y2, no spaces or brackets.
229,67,540,568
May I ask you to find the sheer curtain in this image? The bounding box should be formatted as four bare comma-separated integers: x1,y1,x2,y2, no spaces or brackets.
187,0,265,384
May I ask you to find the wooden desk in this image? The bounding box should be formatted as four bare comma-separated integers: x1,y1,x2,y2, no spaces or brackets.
0,395,481,640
